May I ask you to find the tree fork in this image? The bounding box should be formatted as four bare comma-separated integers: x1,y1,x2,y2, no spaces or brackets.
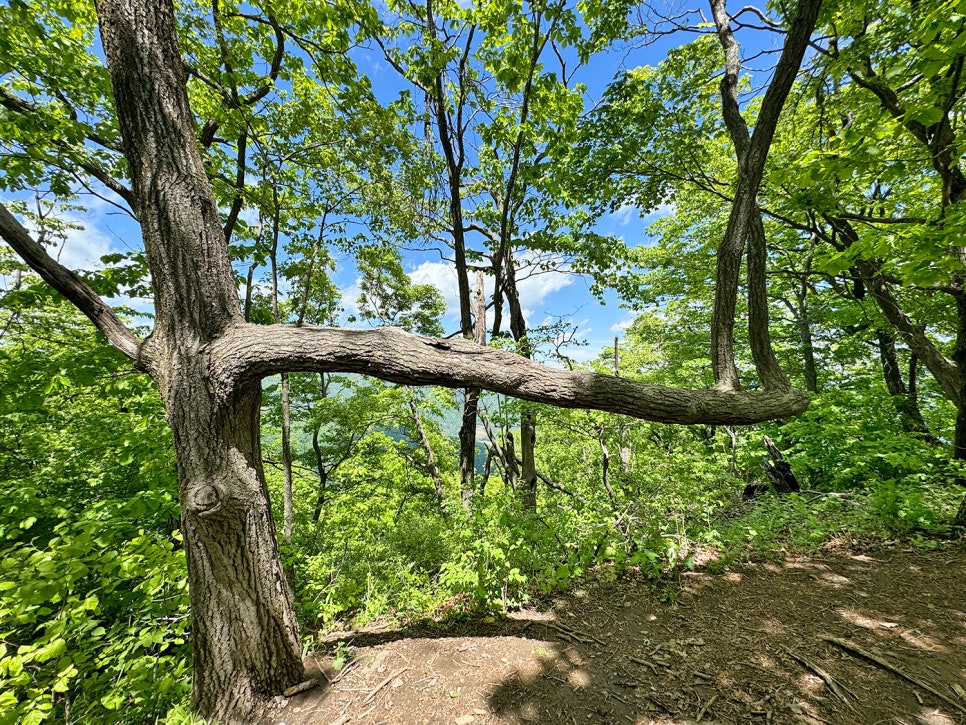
709,0,823,390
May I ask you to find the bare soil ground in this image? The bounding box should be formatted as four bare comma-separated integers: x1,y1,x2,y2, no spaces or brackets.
261,539,966,725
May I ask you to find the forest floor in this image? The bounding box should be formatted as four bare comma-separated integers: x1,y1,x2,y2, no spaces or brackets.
260,538,966,725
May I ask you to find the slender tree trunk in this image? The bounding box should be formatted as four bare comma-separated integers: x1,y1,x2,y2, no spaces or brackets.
520,410,537,509
504,430,519,489
459,391,480,508
311,374,332,524
409,398,447,512
503,260,539,509
268,186,295,582
421,2,479,510
953,294,966,527
709,0,823,390
877,329,932,438
281,373,294,544
793,282,820,393
311,421,329,524
457,273,488,509
597,426,617,507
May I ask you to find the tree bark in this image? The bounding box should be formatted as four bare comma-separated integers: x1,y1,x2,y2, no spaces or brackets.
207,325,809,424
792,282,819,393
93,0,305,718
709,0,823,390
504,261,538,509
175,376,302,721
409,398,447,511
420,1,479,510
311,421,329,524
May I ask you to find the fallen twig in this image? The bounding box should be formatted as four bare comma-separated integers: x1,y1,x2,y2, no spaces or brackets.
823,636,966,714
362,666,409,705
283,678,318,697
628,654,658,674
548,622,606,646
783,647,856,709
696,693,717,722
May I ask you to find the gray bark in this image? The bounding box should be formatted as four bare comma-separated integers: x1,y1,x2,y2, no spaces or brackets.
409,398,447,511
206,325,808,424
709,0,823,390
95,0,305,719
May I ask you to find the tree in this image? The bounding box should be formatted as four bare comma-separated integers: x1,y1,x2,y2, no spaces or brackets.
0,0,811,720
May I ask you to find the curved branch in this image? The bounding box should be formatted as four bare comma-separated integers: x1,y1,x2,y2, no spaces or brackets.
0,203,142,363
0,87,124,154
209,324,809,425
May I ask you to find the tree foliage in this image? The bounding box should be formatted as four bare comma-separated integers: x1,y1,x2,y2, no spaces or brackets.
3,0,966,720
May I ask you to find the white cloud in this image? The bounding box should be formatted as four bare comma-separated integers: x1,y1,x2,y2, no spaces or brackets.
335,250,577,334
606,202,676,230
237,206,261,227
516,266,573,316
641,202,676,225
408,261,463,321
609,316,635,333
609,203,637,227
56,221,115,271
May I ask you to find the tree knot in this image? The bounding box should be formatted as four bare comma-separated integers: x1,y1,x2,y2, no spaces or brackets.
191,484,224,516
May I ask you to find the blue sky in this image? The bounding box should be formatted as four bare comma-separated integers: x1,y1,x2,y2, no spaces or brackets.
1,7,702,365
333,29,686,363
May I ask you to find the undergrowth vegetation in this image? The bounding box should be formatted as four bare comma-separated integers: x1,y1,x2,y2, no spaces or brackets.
1,303,963,723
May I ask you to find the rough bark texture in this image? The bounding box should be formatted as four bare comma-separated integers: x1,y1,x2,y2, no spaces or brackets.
709,0,823,390
176,378,303,721
207,325,808,424
92,0,305,719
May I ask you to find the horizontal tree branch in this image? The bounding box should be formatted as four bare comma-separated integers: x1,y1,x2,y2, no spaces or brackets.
0,202,142,362
209,324,809,425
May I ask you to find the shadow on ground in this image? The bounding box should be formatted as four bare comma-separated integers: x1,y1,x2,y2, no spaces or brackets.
262,540,966,725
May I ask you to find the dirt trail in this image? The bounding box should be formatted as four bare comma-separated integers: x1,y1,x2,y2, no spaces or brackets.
262,541,966,724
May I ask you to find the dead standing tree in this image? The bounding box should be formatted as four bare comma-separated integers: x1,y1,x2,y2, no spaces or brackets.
0,0,818,720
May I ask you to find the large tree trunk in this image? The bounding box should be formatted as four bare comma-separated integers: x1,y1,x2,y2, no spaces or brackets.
91,0,307,717
174,374,303,721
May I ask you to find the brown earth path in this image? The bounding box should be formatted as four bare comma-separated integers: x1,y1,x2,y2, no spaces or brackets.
260,540,966,725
